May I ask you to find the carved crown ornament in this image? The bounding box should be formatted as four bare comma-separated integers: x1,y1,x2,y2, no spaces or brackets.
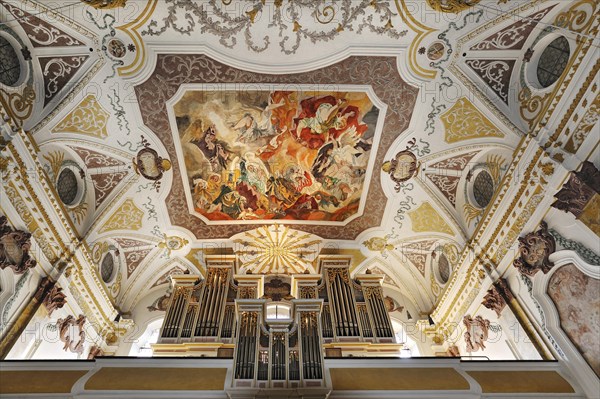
513,221,556,277
0,216,37,274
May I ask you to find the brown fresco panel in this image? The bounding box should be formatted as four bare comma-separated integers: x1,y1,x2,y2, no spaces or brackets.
134,55,418,240
91,171,129,208
469,6,556,51
0,1,85,47
39,56,89,106
70,146,126,169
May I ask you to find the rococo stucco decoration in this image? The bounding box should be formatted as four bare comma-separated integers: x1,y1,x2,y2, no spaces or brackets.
42,285,67,316
80,0,127,9
135,54,417,240
481,279,513,318
552,161,600,216
463,314,490,353
426,0,481,13
142,0,406,54
0,215,37,274
56,314,87,355
132,137,173,191
513,221,556,277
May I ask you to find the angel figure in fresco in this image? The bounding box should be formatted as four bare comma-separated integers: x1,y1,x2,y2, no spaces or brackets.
294,96,366,150
231,97,286,142
189,123,231,172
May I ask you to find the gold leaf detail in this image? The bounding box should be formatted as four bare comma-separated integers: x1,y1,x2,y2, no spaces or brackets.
42,151,64,179
408,202,454,235
98,198,144,233
441,97,504,143
463,203,483,226
51,94,110,139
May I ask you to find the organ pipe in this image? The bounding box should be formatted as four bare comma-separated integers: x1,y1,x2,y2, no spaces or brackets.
326,269,360,337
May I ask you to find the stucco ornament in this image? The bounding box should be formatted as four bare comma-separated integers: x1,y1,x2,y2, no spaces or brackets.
513,221,555,277
0,216,37,274
80,0,127,9
427,0,481,13
463,315,490,352
56,315,87,354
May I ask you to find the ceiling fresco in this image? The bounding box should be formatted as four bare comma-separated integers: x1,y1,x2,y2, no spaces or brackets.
3,0,597,330
170,88,382,224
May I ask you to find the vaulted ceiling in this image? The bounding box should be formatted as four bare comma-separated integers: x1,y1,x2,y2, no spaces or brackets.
1,0,596,319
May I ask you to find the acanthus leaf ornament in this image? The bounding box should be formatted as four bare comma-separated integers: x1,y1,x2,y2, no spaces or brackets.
0,216,37,274
56,314,86,354
427,0,481,13
42,284,67,316
80,0,127,9
463,314,490,352
513,221,556,277
552,161,600,217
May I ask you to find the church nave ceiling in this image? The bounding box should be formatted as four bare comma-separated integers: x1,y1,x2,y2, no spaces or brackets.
1,0,597,321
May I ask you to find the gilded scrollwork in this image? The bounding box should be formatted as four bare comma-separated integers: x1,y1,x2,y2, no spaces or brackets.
554,0,597,34
326,267,350,284
427,0,480,13
98,199,144,234
238,286,256,299
52,95,110,139
441,97,505,143
80,0,128,9
408,202,454,235
299,285,317,299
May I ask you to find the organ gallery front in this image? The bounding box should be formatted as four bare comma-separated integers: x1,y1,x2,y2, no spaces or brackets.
152,255,399,391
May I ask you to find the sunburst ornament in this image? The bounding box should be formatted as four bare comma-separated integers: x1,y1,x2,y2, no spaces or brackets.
233,225,321,275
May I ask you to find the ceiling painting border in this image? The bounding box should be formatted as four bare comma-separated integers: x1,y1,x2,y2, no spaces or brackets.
134,54,418,241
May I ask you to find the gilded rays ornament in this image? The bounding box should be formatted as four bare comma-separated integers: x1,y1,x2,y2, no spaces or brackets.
233,225,321,275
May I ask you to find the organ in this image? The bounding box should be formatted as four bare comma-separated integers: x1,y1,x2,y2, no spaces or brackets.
153,255,400,389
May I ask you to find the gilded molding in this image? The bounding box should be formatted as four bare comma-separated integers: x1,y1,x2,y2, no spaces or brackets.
408,202,454,235
441,97,505,143
427,0,480,13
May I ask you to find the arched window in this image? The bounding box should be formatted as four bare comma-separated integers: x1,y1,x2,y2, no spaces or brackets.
0,36,21,87
56,168,79,206
473,170,495,208
536,36,570,88
100,253,115,284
